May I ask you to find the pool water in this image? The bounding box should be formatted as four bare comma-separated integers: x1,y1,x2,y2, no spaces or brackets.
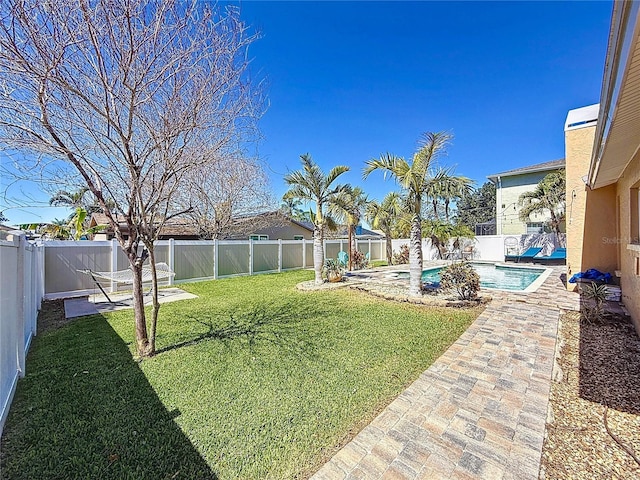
404,263,547,291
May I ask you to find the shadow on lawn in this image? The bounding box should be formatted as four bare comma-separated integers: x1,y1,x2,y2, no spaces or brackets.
578,315,640,415
156,300,328,360
0,311,216,480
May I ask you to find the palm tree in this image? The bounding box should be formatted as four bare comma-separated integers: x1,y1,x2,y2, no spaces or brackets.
283,154,350,285
433,168,474,222
280,197,307,221
49,188,90,209
365,192,402,265
518,170,566,242
364,131,452,295
424,167,474,222
328,186,368,270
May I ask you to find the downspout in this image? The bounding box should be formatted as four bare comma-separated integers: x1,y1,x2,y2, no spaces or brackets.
496,176,502,235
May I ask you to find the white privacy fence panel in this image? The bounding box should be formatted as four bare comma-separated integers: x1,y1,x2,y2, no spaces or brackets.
1,232,44,435
41,238,387,299
281,242,303,270
173,241,215,281
390,234,564,262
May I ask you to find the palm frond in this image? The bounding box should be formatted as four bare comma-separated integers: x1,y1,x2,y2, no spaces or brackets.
325,165,350,189
363,153,408,180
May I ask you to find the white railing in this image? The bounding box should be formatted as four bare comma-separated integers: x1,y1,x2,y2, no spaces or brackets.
42,238,387,299
0,232,44,434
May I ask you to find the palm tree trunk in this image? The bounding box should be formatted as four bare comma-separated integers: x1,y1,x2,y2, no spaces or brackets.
349,225,356,270
385,229,393,265
432,199,439,220
313,224,324,285
409,213,423,296
444,199,450,222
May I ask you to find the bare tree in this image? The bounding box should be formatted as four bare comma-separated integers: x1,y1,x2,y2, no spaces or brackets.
0,0,264,357
179,154,274,239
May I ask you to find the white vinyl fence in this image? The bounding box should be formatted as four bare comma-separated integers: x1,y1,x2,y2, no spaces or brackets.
43,238,387,299
391,233,564,262
0,232,44,434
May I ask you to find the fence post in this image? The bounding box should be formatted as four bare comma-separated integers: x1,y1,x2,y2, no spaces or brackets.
302,238,306,268
278,239,282,273
110,238,118,293
249,239,253,276
16,235,26,378
168,238,175,286
214,240,218,280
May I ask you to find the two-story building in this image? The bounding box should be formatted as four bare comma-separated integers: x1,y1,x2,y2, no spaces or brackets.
488,159,565,235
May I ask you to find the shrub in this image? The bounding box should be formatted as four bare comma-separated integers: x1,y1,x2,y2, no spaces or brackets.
392,244,409,265
322,258,344,282
579,281,608,322
440,262,480,300
351,250,369,270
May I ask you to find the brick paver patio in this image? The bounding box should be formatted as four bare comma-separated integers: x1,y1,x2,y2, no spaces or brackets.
311,266,579,479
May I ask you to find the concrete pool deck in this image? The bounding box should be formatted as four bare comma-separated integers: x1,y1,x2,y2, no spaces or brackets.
311,265,579,479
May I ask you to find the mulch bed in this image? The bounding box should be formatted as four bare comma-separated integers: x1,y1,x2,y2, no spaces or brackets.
541,311,640,479
297,277,490,308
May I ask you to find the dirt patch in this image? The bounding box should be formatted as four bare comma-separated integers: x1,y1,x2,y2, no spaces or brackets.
37,299,73,333
541,312,640,479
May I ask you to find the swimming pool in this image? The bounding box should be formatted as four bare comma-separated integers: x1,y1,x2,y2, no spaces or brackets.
396,262,550,292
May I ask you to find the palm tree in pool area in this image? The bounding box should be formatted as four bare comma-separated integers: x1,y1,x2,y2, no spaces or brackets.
283,154,350,285
328,185,368,270
518,169,566,243
365,192,403,266
364,132,453,296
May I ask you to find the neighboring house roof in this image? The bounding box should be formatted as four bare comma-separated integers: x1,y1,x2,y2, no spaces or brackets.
487,159,565,183
231,211,314,233
325,225,384,239
89,213,199,238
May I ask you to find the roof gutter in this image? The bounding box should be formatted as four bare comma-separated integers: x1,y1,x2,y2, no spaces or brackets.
589,0,639,188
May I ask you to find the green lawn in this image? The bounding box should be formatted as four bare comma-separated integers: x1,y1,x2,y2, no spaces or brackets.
1,270,482,480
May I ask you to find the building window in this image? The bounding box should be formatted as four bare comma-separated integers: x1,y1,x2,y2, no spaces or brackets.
249,234,268,241
293,235,304,240
526,222,544,234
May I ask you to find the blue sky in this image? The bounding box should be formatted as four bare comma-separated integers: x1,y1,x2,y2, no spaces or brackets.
240,0,611,203
1,1,612,225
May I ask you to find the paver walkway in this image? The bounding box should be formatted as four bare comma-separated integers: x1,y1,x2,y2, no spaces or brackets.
311,266,579,479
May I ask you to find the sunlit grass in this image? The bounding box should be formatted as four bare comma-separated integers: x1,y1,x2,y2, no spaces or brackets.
1,270,482,479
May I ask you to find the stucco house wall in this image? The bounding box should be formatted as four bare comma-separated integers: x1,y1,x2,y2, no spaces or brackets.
565,116,618,281
242,222,313,240
615,149,640,332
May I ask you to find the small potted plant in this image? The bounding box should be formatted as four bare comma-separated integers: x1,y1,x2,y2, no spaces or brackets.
323,258,344,283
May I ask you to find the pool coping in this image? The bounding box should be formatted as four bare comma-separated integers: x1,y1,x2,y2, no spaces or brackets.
380,261,553,294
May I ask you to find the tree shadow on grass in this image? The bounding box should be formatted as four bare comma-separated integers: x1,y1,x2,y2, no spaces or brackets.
0,312,216,480
578,315,640,415
155,300,330,361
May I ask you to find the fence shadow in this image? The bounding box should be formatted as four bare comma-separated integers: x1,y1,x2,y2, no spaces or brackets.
578,314,640,415
155,300,326,361
0,311,216,479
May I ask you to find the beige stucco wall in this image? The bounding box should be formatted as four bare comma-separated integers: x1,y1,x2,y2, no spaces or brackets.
565,124,618,283
615,149,640,334
252,223,313,240
496,171,560,235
